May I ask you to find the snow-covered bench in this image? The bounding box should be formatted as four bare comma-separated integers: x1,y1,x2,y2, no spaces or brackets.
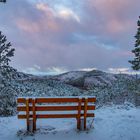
17,97,96,132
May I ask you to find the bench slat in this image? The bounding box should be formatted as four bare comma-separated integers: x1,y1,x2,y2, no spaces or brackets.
17,98,32,103
17,97,96,103
17,105,95,111
18,113,94,119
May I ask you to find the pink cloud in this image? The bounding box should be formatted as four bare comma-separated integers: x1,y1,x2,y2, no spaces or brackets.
16,3,81,34
117,50,133,57
106,19,133,34
85,0,139,35
16,18,40,33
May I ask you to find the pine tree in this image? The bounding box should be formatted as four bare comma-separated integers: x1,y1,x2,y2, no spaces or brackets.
0,31,15,67
129,17,140,70
0,0,6,3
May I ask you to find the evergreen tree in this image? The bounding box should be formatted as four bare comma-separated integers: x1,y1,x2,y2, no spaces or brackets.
129,16,140,70
0,31,15,67
0,0,6,3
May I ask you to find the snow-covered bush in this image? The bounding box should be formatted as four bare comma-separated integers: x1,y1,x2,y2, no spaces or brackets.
0,79,17,116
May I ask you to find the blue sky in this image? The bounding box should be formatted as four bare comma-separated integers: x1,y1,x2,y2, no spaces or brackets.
0,0,140,75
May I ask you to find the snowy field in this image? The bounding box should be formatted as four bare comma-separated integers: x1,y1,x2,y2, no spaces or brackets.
0,104,140,140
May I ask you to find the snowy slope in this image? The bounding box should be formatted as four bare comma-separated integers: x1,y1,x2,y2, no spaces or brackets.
0,104,140,140
51,71,86,87
0,69,140,116
52,70,136,89
52,71,86,82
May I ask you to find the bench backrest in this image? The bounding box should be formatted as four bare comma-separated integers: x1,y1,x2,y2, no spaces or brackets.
17,97,96,119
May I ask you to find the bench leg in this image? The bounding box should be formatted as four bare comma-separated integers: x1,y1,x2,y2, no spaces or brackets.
32,98,36,132
26,98,30,131
33,119,36,132
27,119,29,131
77,118,81,130
84,118,86,130
84,98,88,130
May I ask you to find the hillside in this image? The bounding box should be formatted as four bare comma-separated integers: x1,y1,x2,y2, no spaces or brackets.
51,70,134,89
0,68,140,116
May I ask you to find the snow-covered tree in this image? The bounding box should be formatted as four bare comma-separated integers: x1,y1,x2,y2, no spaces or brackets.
129,16,140,70
0,0,6,3
0,31,15,67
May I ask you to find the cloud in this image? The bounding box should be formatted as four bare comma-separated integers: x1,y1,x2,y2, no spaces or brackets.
106,19,131,34
36,3,80,22
108,67,140,74
46,67,67,75
83,0,139,39
108,68,130,74
16,3,80,34
22,66,67,75
0,0,140,73
16,18,40,33
78,67,97,71
56,6,80,22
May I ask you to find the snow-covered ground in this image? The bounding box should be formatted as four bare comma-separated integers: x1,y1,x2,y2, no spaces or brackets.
0,104,140,140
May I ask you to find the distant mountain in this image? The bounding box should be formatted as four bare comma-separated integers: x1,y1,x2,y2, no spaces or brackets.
50,70,135,89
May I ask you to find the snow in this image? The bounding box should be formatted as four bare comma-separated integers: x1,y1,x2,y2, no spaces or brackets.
0,104,140,140
55,71,86,82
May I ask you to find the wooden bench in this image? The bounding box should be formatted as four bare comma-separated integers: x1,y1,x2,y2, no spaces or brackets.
17,97,96,132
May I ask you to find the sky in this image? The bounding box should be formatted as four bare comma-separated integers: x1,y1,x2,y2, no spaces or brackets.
0,0,140,75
